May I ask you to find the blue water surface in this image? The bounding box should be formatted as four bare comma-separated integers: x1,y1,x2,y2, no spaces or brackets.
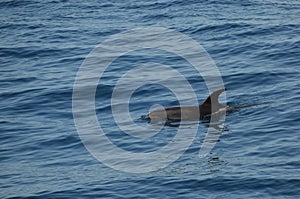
1,0,300,198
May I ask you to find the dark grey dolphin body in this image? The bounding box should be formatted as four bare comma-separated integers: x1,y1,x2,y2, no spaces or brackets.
145,87,266,124
145,88,227,122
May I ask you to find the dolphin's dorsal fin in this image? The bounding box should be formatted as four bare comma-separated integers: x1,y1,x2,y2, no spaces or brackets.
200,88,226,112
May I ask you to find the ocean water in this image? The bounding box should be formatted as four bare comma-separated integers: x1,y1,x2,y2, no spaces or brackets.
1,0,300,198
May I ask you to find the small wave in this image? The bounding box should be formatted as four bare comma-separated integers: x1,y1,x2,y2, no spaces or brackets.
0,0,36,8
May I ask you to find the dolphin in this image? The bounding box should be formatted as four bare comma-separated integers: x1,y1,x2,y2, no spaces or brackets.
144,87,267,124
145,88,227,122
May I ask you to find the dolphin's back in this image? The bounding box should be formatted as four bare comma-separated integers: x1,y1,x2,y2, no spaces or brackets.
146,88,226,121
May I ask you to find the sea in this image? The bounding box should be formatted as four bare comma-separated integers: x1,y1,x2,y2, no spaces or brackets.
1,0,300,198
